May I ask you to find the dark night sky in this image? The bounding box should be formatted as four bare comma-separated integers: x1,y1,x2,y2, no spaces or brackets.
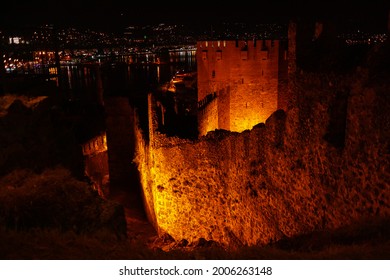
0,0,389,31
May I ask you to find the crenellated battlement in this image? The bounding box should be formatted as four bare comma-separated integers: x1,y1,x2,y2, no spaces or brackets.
198,92,217,111
82,133,107,156
134,69,390,247
196,39,288,136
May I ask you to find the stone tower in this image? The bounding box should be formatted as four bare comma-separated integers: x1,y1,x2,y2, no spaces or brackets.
196,39,288,137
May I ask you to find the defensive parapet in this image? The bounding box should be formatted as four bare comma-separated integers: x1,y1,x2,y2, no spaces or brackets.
81,133,109,197
82,133,107,156
196,39,288,136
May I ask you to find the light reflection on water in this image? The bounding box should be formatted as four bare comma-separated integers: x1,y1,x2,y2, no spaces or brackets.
59,50,196,101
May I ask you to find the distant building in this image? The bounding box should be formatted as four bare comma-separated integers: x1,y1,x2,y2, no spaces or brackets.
196,39,288,136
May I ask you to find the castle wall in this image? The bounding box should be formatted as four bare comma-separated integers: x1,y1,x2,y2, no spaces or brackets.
197,40,286,136
82,97,140,197
82,133,109,197
135,74,390,247
198,98,219,137
277,40,289,111
217,85,230,130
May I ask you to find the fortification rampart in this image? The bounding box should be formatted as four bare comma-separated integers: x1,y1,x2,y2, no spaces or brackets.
196,40,287,136
81,96,140,197
82,133,107,156
82,133,109,197
134,73,390,247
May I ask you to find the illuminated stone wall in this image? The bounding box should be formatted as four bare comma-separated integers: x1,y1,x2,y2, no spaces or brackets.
135,74,390,247
198,98,218,137
196,40,287,136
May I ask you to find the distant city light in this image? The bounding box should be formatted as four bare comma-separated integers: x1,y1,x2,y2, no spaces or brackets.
9,37,21,44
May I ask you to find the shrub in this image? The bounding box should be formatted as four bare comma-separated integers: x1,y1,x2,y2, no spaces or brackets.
0,167,127,238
